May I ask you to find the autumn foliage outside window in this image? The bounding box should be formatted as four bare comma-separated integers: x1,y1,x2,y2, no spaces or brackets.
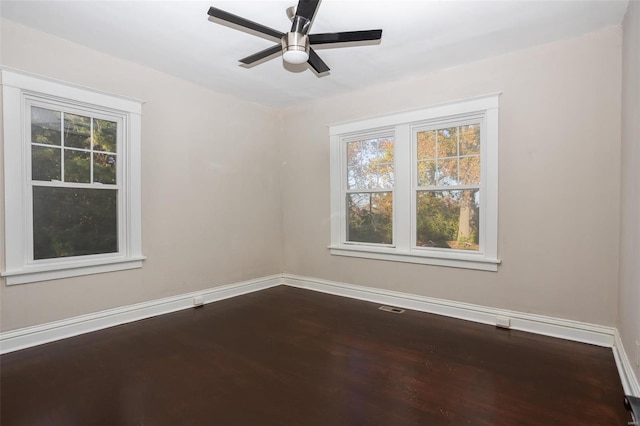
415,123,481,251
329,94,499,271
346,136,394,245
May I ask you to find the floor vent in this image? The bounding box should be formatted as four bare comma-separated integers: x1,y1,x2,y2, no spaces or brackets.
379,305,405,314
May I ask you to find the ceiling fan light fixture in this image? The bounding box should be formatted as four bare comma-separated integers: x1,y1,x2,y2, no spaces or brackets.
283,49,309,64
282,32,309,64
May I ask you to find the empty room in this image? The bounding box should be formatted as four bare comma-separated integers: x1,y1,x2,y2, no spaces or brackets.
1,0,639,424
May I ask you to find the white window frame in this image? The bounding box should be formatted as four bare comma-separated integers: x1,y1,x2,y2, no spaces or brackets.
342,130,396,248
1,68,145,285
329,94,500,271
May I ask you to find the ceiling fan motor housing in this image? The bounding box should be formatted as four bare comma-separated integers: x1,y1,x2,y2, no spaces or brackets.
282,32,309,64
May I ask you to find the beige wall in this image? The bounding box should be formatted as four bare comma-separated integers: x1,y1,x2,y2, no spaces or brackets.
281,27,623,326
0,20,284,331
0,20,627,333
620,0,640,386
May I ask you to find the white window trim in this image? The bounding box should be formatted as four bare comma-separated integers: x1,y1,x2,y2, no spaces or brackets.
329,94,500,272
341,129,396,247
1,67,145,285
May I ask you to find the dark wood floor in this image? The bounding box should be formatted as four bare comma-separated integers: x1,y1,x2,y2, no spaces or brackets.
0,286,631,425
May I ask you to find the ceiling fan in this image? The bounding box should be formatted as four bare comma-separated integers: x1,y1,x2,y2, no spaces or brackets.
207,0,382,74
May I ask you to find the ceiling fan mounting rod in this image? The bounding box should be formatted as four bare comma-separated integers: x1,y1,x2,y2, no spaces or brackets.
290,15,311,35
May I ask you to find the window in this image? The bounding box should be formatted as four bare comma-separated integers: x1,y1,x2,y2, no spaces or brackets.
329,94,500,271
2,68,144,284
346,133,394,245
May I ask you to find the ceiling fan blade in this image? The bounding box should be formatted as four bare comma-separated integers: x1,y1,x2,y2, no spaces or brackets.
307,48,330,74
239,44,282,65
208,7,284,40
295,0,320,22
309,30,383,45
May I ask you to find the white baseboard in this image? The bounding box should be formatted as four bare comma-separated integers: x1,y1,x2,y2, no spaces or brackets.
613,329,640,397
2,271,637,398
282,274,640,396
281,273,616,347
0,274,281,355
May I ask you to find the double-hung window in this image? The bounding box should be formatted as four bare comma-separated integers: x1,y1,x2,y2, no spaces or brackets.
2,69,144,284
345,133,395,245
330,94,500,271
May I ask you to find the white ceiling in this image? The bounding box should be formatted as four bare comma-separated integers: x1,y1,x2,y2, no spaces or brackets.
0,0,630,108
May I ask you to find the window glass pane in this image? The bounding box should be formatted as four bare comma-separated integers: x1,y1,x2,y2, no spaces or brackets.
346,137,394,189
417,159,437,186
417,130,436,160
417,124,481,188
64,150,91,183
459,124,480,155
437,127,458,157
31,107,61,146
347,192,392,244
31,146,61,181
93,153,117,184
94,119,117,153
32,187,118,260
459,156,480,185
436,158,458,185
64,113,91,149
416,190,479,251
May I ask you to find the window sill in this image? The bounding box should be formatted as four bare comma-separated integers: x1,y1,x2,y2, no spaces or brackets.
328,246,500,271
1,256,146,285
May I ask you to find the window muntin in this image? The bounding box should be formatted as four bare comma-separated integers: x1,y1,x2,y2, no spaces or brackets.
30,105,119,186
2,68,144,285
28,101,122,262
344,135,394,245
329,94,499,271
416,123,480,186
414,121,481,252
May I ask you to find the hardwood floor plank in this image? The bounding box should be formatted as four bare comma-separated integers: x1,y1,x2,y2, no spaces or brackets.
0,286,631,425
